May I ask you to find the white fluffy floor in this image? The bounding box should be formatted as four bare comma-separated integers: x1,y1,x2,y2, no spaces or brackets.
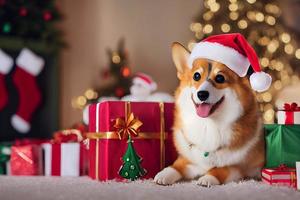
0,176,299,200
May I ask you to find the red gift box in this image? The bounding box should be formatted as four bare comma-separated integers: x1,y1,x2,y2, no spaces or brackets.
43,142,87,176
43,129,88,176
262,165,297,188
88,101,177,181
10,144,42,175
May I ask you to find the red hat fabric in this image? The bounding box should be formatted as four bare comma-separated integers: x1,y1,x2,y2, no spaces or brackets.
188,33,272,92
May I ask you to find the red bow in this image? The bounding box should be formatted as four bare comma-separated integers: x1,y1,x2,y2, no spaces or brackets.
275,164,294,171
276,164,288,170
284,102,300,111
52,129,84,143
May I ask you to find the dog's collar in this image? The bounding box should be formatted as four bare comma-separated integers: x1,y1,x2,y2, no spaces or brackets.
180,129,211,157
188,142,210,157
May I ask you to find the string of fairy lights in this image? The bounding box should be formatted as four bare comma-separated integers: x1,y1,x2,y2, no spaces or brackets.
188,0,300,123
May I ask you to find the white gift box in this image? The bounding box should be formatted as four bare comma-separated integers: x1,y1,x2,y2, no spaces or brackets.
277,111,300,124
277,103,300,124
42,143,81,176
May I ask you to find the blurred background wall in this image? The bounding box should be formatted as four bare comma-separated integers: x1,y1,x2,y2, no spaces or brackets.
58,0,200,128
1,0,300,139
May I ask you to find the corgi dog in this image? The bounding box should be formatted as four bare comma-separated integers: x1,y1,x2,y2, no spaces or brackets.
154,34,270,186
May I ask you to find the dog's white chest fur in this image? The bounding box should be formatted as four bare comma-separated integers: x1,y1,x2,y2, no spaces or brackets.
175,124,235,175
174,87,256,176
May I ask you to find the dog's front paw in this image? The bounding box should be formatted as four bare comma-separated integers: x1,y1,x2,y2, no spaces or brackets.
154,167,182,185
196,174,220,187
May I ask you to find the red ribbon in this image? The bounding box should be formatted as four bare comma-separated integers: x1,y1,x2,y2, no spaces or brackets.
51,143,61,176
283,103,300,124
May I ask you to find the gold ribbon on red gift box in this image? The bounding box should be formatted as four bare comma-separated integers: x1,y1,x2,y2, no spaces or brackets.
86,101,167,180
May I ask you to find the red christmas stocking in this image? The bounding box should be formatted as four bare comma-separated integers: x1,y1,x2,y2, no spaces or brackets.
11,48,45,133
0,49,13,111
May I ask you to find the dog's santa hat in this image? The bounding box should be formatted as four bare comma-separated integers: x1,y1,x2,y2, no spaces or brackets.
188,33,272,92
133,73,157,91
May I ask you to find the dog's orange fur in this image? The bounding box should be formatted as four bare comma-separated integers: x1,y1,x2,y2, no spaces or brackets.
170,42,264,184
172,156,191,176
207,167,232,183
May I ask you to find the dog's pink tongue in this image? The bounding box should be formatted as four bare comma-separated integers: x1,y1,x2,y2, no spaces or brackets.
196,103,213,118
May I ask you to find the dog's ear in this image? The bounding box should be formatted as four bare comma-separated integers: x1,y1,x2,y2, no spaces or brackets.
172,42,190,80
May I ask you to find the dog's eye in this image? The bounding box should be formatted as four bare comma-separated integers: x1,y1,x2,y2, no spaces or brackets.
193,72,201,81
215,74,225,83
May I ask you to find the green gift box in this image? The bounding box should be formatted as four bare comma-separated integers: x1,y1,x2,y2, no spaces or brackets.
264,124,300,168
0,143,11,175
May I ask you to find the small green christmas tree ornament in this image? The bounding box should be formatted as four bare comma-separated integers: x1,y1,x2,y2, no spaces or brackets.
119,136,147,181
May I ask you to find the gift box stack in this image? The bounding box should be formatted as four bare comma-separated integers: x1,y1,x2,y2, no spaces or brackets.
0,101,177,182
263,102,300,189
0,127,88,177
3,100,300,187
87,101,177,181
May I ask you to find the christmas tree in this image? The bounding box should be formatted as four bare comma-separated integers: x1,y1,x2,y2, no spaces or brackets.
0,0,63,54
189,0,300,123
119,136,146,181
72,39,132,109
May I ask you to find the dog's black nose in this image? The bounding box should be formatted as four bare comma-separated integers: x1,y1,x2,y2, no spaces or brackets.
197,90,209,101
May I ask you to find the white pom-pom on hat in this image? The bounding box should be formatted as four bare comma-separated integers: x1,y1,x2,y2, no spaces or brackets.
250,71,272,92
